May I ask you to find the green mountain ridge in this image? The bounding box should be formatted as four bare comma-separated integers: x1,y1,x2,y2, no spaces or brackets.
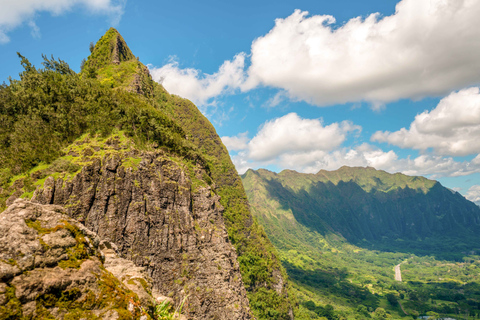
0,28,293,319
243,167,480,255
242,167,480,319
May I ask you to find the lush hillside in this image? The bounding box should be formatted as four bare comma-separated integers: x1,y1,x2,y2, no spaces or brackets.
244,167,480,257
242,167,480,319
0,28,293,319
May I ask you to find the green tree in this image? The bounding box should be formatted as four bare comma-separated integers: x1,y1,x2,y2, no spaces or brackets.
373,307,389,320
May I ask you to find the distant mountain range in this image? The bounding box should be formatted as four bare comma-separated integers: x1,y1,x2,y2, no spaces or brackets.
242,166,480,257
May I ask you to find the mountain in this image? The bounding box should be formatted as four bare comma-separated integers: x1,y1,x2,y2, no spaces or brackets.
0,28,293,319
242,166,480,256
241,167,480,319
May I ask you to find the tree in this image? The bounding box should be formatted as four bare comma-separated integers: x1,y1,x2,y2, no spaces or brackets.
89,42,95,53
373,307,389,320
386,293,398,306
80,58,86,71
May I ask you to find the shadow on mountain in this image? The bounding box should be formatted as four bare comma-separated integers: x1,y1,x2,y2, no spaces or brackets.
262,177,480,261
283,260,380,309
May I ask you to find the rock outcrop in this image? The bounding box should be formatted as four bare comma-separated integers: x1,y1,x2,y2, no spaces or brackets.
0,199,155,319
0,27,293,319
28,134,252,319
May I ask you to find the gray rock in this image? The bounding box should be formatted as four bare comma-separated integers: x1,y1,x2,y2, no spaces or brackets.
0,199,152,319
31,148,252,319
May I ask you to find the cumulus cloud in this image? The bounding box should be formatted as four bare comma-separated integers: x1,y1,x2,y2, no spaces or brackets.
152,0,480,108
223,114,480,178
248,0,480,106
149,53,248,106
246,113,360,161
221,132,249,151
0,0,126,43
466,185,480,206
232,142,480,178
372,87,480,156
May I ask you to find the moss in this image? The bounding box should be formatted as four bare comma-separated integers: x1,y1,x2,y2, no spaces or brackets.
24,219,93,269
33,268,152,320
122,157,142,170
0,258,17,266
39,238,50,251
96,269,147,318
25,219,64,235
127,277,152,296
0,286,23,320
58,222,91,269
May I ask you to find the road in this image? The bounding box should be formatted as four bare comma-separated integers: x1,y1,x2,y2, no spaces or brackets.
394,263,408,315
394,263,402,282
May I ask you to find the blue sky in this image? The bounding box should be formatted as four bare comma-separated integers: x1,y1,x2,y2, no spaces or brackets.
1,0,480,204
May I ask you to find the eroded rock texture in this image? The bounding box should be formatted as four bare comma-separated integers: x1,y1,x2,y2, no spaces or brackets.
0,199,154,319
31,143,252,319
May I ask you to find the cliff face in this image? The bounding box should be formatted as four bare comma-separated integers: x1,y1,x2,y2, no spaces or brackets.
0,199,157,319
28,134,252,319
0,28,292,320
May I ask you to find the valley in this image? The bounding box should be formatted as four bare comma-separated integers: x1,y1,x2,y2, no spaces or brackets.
242,167,480,319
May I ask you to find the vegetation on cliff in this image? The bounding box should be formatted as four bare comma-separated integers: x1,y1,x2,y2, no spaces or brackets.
0,28,292,319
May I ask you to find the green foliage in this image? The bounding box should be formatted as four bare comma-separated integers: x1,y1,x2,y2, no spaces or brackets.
153,297,187,320
82,28,135,71
41,54,75,75
242,168,480,319
0,54,202,201
0,286,23,319
154,300,173,319
1,29,294,319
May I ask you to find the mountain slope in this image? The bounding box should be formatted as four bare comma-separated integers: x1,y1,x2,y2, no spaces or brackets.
243,167,480,256
242,167,480,319
0,29,292,319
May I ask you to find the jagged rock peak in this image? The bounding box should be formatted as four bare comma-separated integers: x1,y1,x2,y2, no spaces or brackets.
82,28,155,96
85,28,136,70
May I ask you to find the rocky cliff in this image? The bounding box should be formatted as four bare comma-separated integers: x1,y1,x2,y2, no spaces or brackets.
0,28,292,319
0,199,158,319
30,133,251,319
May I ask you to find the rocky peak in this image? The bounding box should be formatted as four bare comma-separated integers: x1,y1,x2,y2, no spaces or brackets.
82,28,154,96
85,28,135,70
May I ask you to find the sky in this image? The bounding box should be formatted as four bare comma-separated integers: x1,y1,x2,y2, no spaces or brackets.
1,0,480,205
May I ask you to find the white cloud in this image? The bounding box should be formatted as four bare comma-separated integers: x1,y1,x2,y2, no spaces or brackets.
466,185,480,206
248,0,480,106
221,132,249,151
246,113,361,161
232,142,480,178
152,0,480,108
149,53,248,106
372,87,480,156
0,0,125,43
223,114,480,178
27,20,40,39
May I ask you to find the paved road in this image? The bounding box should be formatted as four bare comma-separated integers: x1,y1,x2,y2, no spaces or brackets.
394,263,402,282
